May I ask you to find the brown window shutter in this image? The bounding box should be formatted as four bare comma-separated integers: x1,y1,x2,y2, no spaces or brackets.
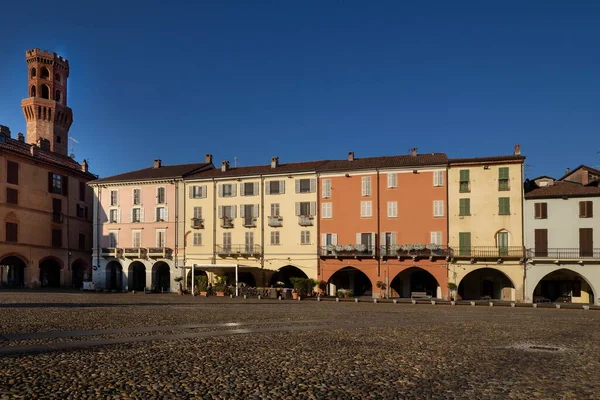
534,203,540,218
534,229,548,257
579,228,593,257
48,172,53,193
541,203,548,219
587,201,593,218
62,176,69,196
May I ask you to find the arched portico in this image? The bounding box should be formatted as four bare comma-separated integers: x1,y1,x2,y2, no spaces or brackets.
326,266,372,296
39,258,62,288
152,262,171,291
71,259,87,289
458,267,516,301
106,261,124,290
128,261,146,291
0,255,27,288
531,268,596,304
269,265,309,288
390,267,440,298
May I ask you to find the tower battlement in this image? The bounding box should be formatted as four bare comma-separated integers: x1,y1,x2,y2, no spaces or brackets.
25,48,69,72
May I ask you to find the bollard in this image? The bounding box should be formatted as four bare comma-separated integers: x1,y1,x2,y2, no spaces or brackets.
411,299,416,305
431,300,436,305
511,302,515,308
243,294,247,300
372,298,376,304
336,297,340,302
489,302,494,307
317,296,321,302
533,303,538,308
278,296,282,301
393,299,398,304
583,305,590,310
258,295,261,300
556,304,561,309
298,296,301,301
450,301,456,306
470,301,476,306
230,294,233,299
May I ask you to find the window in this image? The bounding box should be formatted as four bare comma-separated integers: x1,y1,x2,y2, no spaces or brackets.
7,161,18,185
133,189,141,205
245,232,254,252
296,201,316,217
156,229,166,247
433,200,444,217
79,181,86,202
241,204,258,225
381,232,396,248
193,233,202,246
132,208,141,223
41,67,49,79
270,231,280,245
433,171,444,187
132,230,141,248
78,234,85,251
430,232,442,246
219,205,236,219
52,229,62,248
49,173,63,195
296,178,315,193
459,198,471,216
361,177,372,196
76,204,85,218
387,173,397,188
459,170,470,193
579,228,593,257
30,85,36,97
270,203,280,217
322,202,332,219
189,185,206,199
109,209,119,223
534,202,548,219
357,233,375,252
458,232,471,256
31,67,36,78
41,84,50,99
579,201,593,218
6,222,17,242
387,201,397,218
193,206,202,220
223,232,232,251
156,187,166,204
108,230,118,248
155,207,166,222
267,180,285,195
498,197,510,215
55,73,61,82
55,90,62,103
322,179,332,198
110,190,118,206
6,188,18,204
497,231,509,255
241,182,258,196
360,201,372,217
498,167,510,191
52,198,62,222
301,230,310,245
534,229,548,257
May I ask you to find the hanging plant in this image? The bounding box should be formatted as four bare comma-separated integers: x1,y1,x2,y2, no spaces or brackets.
413,243,425,251
335,244,344,252
326,244,335,251
343,244,355,252
391,244,401,251
426,243,440,250
400,244,413,251
355,243,367,252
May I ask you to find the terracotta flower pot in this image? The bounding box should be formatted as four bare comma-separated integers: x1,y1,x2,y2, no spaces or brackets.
216,292,225,297
292,292,298,300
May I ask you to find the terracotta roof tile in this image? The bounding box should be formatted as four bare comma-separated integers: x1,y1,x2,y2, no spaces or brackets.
317,153,448,172
449,155,525,164
525,180,600,199
557,165,600,182
187,160,330,179
91,162,213,183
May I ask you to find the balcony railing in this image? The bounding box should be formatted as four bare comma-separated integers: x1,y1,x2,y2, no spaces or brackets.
243,217,256,227
380,245,450,258
191,218,204,229
451,246,524,258
123,247,147,259
268,216,283,227
146,247,172,258
100,247,123,258
319,245,376,258
298,215,314,226
216,244,262,256
527,248,600,260
221,217,234,228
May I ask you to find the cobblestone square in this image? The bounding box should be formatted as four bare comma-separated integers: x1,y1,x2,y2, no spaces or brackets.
0,292,599,399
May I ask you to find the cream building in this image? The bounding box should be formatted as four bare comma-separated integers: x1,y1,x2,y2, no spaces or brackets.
448,147,525,301
183,157,326,288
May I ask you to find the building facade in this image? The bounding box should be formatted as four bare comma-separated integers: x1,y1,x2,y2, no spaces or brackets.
89,158,212,291
524,168,600,305
0,49,95,289
447,148,525,301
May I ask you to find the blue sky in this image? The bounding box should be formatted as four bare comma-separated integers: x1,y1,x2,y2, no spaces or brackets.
0,0,598,179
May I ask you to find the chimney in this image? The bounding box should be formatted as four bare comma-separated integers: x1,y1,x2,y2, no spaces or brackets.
153,159,162,168
205,154,213,164
17,132,24,142
411,148,418,156
0,125,11,138
514,144,521,155
348,152,354,161
565,168,571,176
221,160,230,172
30,144,38,157
37,138,50,151
81,159,89,173
271,156,279,169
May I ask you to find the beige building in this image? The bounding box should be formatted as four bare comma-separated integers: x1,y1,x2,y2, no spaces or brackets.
183,157,325,288
448,146,525,301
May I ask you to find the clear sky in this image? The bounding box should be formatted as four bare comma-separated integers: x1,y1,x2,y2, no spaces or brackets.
0,0,599,179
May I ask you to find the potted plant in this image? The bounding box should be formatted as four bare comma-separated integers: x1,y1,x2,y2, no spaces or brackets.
214,276,227,296
290,277,306,300
197,276,208,296
447,282,457,301
174,276,184,295
376,281,387,299
317,280,327,296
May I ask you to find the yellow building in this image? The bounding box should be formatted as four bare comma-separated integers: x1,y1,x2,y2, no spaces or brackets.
448,147,525,301
183,157,325,289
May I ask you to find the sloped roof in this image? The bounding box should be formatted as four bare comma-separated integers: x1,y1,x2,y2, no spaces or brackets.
449,155,525,164
558,165,600,182
525,180,600,199
187,160,330,179
317,153,448,172
92,162,213,183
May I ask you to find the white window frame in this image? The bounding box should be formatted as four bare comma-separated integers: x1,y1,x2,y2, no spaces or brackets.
190,185,206,199
433,171,444,187
270,231,280,245
300,230,310,245
109,208,119,223
322,179,332,198
387,201,398,218
430,232,442,246
155,229,166,247
387,173,397,188
156,206,166,222
156,187,166,204
270,203,280,218
360,201,372,218
132,230,142,248
362,176,372,197
108,230,118,247
322,202,332,219
193,206,202,220
132,188,141,205
110,190,118,206
193,232,202,246
132,207,141,223
433,200,444,217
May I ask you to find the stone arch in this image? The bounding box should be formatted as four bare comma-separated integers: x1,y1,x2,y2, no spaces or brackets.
390,267,440,298
55,73,61,82
269,265,308,288
327,266,372,296
186,268,208,290
71,259,87,289
458,267,516,301
105,261,123,290
30,85,37,97
39,258,62,288
530,267,597,305
152,261,170,291
0,255,27,287
41,84,50,99
55,90,62,103
31,67,36,78
128,261,146,291
40,67,49,79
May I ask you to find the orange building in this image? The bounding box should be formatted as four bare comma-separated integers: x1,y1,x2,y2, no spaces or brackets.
317,150,449,299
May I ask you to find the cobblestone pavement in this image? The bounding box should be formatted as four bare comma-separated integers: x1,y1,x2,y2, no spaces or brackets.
0,292,599,399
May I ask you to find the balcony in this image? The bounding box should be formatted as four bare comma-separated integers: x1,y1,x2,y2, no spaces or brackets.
100,247,123,258
380,245,450,259
451,246,524,260
527,248,600,262
191,218,204,229
123,247,147,259
220,217,234,229
243,216,257,227
319,245,376,258
146,247,172,258
298,215,314,226
268,216,283,227
216,244,262,257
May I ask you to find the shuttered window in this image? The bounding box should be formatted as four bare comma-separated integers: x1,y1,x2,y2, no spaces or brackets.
322,179,332,198
498,167,510,191
79,181,86,202
193,207,202,220
300,231,311,245
133,189,141,205
52,229,62,248
270,231,280,245
322,202,332,218
7,161,19,185
110,190,118,206
193,233,202,246
498,197,510,215
241,182,259,196
459,170,470,193
132,231,141,248
579,228,593,257
459,198,470,216
433,171,444,187
189,185,206,199
361,177,372,196
6,222,17,242
267,180,285,195
534,229,548,257
387,201,397,218
534,202,548,219
387,173,398,188
430,232,442,245
360,201,372,217
6,188,18,204
270,203,280,217
156,187,166,204
296,178,316,193
433,200,444,217
458,232,471,256
579,201,593,218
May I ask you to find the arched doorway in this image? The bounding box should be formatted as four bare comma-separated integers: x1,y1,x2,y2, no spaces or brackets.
238,272,257,287
269,265,308,288
106,261,123,290
187,267,208,290
0,256,26,287
71,259,87,289
458,268,515,301
152,262,170,291
533,269,595,304
390,267,439,298
39,258,61,288
327,267,372,296
128,261,146,291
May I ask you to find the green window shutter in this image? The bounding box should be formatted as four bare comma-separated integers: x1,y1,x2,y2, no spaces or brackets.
498,167,509,180
459,170,470,181
499,197,510,215
459,232,471,256
459,198,470,216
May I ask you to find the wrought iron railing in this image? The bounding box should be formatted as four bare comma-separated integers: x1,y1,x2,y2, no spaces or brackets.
220,217,234,228
216,244,262,256
191,218,204,229
527,248,600,259
319,245,376,257
451,246,524,258
380,245,450,258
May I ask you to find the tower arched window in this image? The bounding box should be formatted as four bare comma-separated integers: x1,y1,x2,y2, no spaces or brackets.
41,84,50,99
55,73,61,82
31,68,37,78
30,85,37,97
55,90,62,103
40,67,50,80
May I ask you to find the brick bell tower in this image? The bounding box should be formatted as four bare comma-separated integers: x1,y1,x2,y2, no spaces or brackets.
21,48,72,156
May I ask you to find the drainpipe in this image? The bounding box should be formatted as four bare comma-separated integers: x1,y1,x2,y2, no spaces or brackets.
375,168,385,297
182,179,186,282
96,186,102,289
260,174,265,270
520,161,526,302
174,180,179,287
66,177,71,288
446,162,452,299
212,178,217,265
316,172,321,281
